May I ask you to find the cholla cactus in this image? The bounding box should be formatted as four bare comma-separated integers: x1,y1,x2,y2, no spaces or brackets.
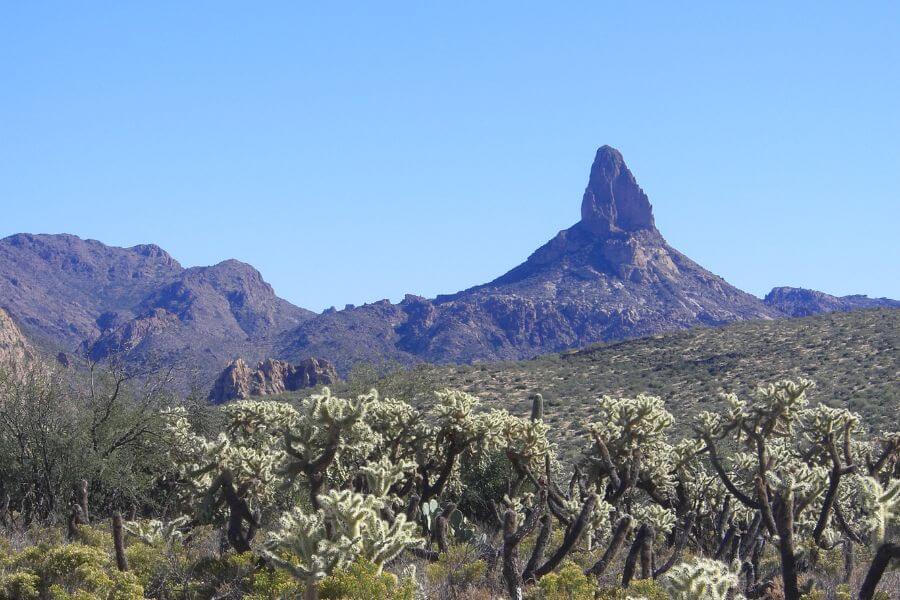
162,401,290,551
629,503,676,538
124,516,190,547
265,488,422,598
585,394,677,497
840,474,900,544
359,456,416,498
483,409,552,473
264,508,345,584
661,557,742,600
281,388,375,508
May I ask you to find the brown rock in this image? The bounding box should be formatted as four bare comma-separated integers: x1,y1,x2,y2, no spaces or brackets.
208,356,338,403
0,307,32,372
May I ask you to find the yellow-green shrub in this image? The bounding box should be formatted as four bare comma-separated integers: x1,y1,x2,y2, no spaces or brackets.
319,559,415,600
425,545,487,591
597,578,668,600
0,572,40,600
529,561,596,600
1,542,143,600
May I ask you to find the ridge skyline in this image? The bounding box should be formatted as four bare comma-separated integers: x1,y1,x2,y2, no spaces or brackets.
2,144,894,313
1,145,895,386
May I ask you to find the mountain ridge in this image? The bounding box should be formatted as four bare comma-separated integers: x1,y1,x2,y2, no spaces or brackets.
1,146,895,386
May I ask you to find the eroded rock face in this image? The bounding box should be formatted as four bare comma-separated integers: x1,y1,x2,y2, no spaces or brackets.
580,145,655,235
0,308,32,372
277,146,792,371
208,357,338,403
763,287,900,317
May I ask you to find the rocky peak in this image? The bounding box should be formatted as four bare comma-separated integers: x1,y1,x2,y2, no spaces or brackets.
208,356,338,403
764,286,900,317
580,146,656,236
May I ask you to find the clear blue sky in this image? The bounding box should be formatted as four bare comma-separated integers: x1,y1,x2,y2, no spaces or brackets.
2,2,898,311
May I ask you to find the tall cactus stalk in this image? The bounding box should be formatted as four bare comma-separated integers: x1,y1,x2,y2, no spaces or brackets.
112,512,129,571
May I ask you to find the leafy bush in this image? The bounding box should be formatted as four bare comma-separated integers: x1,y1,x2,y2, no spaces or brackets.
0,542,143,600
528,561,596,600
319,559,415,600
425,545,487,598
596,578,668,600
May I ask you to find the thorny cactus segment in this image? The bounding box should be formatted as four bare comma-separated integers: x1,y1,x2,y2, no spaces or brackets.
123,516,190,547
264,489,422,583
661,557,742,600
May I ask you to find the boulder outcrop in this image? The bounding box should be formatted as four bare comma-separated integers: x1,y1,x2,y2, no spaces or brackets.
208,357,338,403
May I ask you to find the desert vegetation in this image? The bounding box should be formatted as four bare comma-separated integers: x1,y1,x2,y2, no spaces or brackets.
0,353,897,600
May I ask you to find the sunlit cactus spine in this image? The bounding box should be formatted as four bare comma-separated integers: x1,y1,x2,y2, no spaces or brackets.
661,557,741,600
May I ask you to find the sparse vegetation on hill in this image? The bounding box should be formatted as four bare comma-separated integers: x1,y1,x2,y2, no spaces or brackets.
357,308,897,459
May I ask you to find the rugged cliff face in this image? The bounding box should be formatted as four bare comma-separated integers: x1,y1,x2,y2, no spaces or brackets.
279,146,782,371
763,286,900,317
0,307,32,372
208,357,338,403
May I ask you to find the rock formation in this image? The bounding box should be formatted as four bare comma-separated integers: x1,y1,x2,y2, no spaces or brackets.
208,357,338,403
278,146,787,370
0,307,33,373
764,287,900,317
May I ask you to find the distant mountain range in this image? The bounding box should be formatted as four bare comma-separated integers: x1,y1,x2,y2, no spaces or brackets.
1,146,896,388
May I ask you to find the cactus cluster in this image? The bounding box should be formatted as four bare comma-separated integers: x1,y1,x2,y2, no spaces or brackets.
148,377,900,600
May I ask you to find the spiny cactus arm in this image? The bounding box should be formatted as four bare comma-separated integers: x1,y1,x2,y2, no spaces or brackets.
308,422,345,474
773,487,801,600
433,502,456,552
420,441,466,502
586,514,632,577
404,492,420,520
282,424,343,509
859,541,900,600
832,501,865,544
738,511,764,558
534,492,598,578
866,433,900,477
812,457,857,545
500,488,547,600
507,489,547,547
636,476,671,507
112,513,128,572
622,523,652,587
530,393,543,421
501,510,525,600
703,434,761,510
714,524,736,561
220,469,259,552
653,511,696,578
591,433,622,492
713,495,731,541
522,512,552,583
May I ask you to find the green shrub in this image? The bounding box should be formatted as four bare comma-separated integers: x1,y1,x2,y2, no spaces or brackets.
529,561,596,600
1,542,143,600
597,578,668,600
319,559,414,600
0,572,40,600
424,545,487,597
